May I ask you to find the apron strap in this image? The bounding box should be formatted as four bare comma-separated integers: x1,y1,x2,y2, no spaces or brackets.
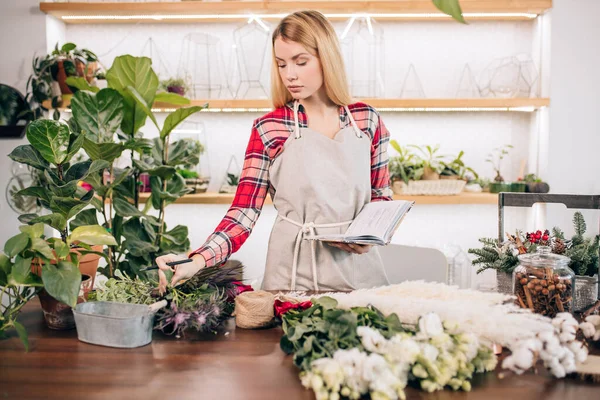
293,100,363,139
293,100,301,139
278,214,353,291
344,106,363,139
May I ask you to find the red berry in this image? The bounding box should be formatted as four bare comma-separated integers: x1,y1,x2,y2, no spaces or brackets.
542,235,549,241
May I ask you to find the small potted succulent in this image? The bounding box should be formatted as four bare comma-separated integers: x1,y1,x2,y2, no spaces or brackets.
8,118,117,329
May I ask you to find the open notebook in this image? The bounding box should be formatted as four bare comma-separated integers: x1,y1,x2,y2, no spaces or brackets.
306,200,414,246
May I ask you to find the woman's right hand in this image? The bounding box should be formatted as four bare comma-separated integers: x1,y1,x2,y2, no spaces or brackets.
156,253,206,294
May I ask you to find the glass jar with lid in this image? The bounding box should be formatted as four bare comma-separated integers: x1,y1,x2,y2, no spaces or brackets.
513,246,575,317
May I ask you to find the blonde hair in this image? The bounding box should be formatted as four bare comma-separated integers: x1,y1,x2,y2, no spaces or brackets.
271,10,352,109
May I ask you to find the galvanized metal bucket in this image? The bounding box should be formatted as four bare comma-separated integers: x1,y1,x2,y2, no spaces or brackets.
73,300,167,348
574,274,599,312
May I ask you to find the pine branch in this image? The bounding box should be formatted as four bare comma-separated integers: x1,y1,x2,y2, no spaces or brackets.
573,211,586,236
552,227,565,240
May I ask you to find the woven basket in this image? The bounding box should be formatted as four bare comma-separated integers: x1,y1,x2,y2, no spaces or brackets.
392,179,467,195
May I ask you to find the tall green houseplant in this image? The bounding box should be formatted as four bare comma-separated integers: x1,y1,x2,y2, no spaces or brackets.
69,55,205,278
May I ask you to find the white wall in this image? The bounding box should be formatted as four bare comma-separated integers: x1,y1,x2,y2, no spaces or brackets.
0,0,48,246
547,0,600,195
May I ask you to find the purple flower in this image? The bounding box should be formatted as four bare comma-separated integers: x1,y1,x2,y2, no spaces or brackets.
196,312,207,326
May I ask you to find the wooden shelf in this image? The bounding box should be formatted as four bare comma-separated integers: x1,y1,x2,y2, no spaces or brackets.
45,97,550,113
40,1,552,24
137,192,498,205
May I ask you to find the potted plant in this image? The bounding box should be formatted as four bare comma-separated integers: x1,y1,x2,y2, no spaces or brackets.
8,118,117,329
440,150,479,181
389,141,466,196
22,43,98,121
68,55,205,278
409,144,444,180
160,77,190,97
519,173,550,193
485,145,524,193
49,42,98,97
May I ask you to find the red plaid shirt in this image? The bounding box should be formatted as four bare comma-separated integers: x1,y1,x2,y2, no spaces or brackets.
189,101,393,267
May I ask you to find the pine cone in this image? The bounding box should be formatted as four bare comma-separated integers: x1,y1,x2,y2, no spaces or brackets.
553,238,566,254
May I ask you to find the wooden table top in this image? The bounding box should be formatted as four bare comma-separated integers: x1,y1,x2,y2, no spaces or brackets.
1,300,598,400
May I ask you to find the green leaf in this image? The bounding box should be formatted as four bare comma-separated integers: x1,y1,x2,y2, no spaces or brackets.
69,225,117,246
42,261,81,308
313,296,337,310
70,208,99,231
49,179,79,198
106,55,158,136
18,213,39,225
0,254,11,278
132,160,176,180
61,43,76,53
53,240,69,259
13,321,29,352
65,76,99,93
83,138,125,163
4,233,30,257
10,256,33,285
167,139,200,168
154,92,191,105
31,238,54,259
8,145,50,170
50,196,90,220
17,186,50,203
162,225,188,246
141,218,157,243
26,119,71,165
113,198,144,217
29,213,67,232
126,85,160,131
65,131,86,163
149,174,191,210
71,88,124,142
124,239,159,258
123,137,153,152
161,106,204,139
64,159,109,182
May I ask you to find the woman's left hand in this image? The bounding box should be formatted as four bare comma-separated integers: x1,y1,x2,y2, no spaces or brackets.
327,242,372,254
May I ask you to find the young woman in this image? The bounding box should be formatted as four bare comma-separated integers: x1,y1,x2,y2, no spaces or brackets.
156,10,393,292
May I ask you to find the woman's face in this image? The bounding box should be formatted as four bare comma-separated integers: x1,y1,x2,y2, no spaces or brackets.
274,37,323,100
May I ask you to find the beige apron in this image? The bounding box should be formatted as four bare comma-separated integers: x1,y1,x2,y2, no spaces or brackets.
261,100,389,291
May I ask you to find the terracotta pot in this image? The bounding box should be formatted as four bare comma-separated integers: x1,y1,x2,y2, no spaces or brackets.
74,245,103,289
38,274,93,330
31,244,103,288
55,61,73,95
421,167,439,180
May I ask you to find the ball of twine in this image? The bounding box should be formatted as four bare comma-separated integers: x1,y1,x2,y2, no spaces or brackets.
234,290,275,329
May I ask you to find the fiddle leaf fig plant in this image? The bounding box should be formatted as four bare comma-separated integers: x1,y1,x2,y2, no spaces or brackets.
69,55,205,278
7,119,116,317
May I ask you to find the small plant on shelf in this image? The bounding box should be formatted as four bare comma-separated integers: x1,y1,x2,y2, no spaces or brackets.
388,140,424,184
160,77,191,97
409,144,445,180
485,144,513,182
440,150,479,181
